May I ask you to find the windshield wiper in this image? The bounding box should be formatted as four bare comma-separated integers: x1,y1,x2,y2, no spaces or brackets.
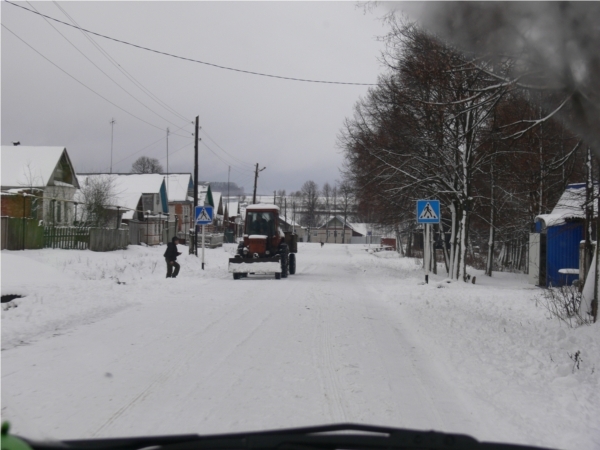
18,423,555,450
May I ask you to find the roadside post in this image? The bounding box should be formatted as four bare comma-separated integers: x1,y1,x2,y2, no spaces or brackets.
195,205,214,270
416,200,441,284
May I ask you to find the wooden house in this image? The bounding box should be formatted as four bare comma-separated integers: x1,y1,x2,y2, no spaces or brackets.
1,145,80,225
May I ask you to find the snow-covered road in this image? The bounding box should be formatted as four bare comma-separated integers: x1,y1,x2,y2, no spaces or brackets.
2,244,599,449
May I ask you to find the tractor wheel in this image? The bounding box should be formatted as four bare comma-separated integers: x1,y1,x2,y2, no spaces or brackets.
289,253,296,275
236,242,244,256
280,244,289,278
275,272,281,280
233,273,241,280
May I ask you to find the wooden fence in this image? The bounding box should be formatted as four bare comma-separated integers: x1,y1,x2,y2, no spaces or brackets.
44,226,90,250
89,228,129,252
1,217,44,250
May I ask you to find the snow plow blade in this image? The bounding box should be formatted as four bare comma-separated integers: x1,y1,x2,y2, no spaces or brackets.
228,255,281,273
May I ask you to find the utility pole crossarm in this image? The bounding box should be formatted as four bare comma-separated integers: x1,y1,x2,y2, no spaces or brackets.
252,163,266,205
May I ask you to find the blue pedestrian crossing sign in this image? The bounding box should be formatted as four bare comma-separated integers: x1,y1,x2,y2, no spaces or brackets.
195,205,214,225
416,200,440,224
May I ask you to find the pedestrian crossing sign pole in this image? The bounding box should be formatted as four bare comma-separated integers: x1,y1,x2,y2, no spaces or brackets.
195,206,214,270
417,200,440,283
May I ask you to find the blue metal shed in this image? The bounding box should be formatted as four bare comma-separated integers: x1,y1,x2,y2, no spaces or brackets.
532,183,592,287
545,222,583,286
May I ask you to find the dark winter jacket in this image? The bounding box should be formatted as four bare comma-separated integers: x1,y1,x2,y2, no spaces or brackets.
164,242,181,261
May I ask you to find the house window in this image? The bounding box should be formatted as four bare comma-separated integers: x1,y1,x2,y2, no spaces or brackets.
56,201,62,223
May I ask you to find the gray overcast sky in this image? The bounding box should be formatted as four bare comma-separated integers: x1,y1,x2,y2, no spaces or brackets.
1,1,390,195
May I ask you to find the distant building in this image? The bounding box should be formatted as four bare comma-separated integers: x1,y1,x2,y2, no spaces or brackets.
315,216,355,244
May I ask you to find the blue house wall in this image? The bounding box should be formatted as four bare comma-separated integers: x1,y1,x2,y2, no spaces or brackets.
546,222,583,287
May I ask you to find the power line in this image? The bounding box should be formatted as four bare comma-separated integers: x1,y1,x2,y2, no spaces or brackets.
109,121,192,171
200,129,254,169
6,0,377,86
51,1,192,125
1,23,194,136
200,140,254,173
23,1,191,132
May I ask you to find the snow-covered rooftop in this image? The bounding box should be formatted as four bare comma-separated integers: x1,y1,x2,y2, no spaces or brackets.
536,183,598,228
163,174,192,202
1,146,67,188
226,201,240,216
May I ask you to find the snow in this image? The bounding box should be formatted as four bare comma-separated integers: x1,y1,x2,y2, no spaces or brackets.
229,261,281,273
163,174,193,202
536,184,598,228
2,244,599,449
1,146,66,188
246,204,279,211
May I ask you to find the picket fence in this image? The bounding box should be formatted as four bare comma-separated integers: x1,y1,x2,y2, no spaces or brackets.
43,226,128,251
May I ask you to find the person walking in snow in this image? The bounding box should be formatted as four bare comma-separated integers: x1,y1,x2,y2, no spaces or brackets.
164,236,182,278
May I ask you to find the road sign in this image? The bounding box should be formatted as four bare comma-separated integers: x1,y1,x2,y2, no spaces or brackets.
416,200,440,224
195,205,214,225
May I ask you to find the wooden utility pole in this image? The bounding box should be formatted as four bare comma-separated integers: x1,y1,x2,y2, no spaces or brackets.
109,118,115,173
227,166,231,238
166,127,170,198
192,116,199,256
252,163,266,204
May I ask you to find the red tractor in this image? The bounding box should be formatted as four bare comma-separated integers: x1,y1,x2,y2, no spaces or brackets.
228,204,297,280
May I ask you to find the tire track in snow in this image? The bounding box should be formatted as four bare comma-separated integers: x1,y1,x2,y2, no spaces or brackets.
91,294,262,437
315,300,348,421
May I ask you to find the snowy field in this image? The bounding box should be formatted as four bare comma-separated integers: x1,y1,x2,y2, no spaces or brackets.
1,243,599,449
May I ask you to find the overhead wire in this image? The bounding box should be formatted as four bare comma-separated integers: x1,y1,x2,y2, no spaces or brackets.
200,129,254,169
200,140,254,174
5,1,326,189
108,121,193,171
1,23,195,136
6,0,377,86
22,1,192,134
3,21,248,178
51,1,192,126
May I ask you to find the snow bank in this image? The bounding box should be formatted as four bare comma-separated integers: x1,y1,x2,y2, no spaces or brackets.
1,246,228,349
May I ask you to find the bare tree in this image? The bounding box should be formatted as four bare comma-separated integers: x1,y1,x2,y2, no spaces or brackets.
78,175,118,228
131,156,164,174
322,183,332,241
337,180,354,244
416,2,600,159
300,180,320,232
339,19,585,280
